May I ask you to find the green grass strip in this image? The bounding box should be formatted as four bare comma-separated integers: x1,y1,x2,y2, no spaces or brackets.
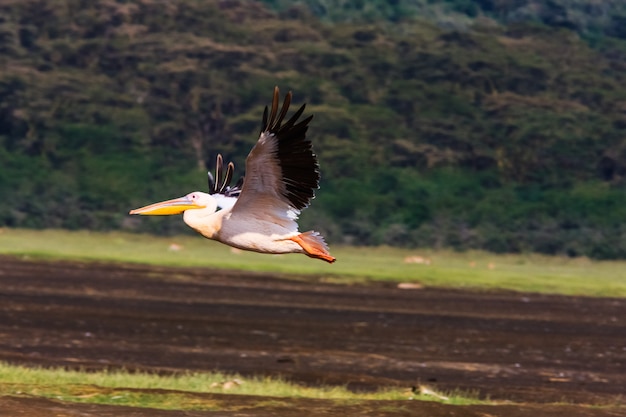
1,228,626,297
0,362,482,410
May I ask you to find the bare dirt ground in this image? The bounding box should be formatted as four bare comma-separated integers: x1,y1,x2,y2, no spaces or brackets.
0,255,624,416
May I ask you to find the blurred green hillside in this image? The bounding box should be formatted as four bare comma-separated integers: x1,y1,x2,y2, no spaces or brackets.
1,0,626,258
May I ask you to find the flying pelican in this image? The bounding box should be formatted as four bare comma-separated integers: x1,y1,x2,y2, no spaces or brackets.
129,87,336,263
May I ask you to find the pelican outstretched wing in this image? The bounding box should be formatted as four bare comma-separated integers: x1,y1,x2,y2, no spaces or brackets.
231,87,318,221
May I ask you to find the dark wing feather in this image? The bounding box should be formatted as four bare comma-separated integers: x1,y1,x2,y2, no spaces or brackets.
258,87,319,210
207,154,243,197
224,176,244,198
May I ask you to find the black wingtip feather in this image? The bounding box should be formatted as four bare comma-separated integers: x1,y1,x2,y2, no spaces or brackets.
262,106,269,132
208,154,243,197
261,87,319,210
268,87,279,129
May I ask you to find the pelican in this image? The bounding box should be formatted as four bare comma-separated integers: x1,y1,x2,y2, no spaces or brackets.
129,87,336,263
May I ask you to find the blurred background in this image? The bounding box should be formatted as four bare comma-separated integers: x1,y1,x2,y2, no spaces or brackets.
1,0,626,259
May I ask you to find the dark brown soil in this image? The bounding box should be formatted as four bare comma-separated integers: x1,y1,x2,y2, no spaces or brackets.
0,255,624,416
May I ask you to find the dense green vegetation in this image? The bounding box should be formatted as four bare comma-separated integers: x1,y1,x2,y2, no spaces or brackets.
1,0,626,258
263,0,626,40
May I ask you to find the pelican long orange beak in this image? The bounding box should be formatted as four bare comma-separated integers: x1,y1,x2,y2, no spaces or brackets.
129,196,202,216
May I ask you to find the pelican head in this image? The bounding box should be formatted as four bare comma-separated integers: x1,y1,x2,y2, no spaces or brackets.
129,192,217,216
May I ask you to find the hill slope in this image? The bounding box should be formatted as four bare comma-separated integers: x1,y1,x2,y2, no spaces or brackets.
1,0,626,258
